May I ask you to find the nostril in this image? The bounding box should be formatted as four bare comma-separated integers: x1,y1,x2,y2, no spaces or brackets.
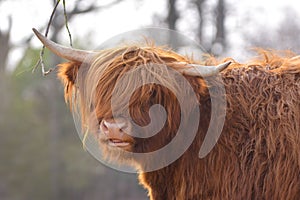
118,123,128,133
100,120,109,132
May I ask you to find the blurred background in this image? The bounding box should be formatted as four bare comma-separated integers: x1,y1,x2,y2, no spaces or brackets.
0,0,300,199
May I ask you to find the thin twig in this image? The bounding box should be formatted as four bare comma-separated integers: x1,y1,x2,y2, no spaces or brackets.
63,0,73,47
33,0,61,76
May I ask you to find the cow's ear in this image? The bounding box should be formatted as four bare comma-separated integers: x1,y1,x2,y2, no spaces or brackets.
57,62,81,84
57,61,81,102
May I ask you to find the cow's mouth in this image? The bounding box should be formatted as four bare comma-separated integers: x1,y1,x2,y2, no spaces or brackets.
107,138,132,148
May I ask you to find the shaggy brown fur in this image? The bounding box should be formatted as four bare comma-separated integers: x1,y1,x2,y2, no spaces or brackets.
57,46,300,200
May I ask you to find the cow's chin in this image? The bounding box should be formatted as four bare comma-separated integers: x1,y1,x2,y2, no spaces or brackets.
97,134,138,167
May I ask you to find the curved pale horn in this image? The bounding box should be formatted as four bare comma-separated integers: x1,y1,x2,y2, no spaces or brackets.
32,28,96,62
179,61,231,77
291,55,300,61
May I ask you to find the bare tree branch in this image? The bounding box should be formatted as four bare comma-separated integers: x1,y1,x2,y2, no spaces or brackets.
63,0,72,47
33,0,126,76
72,0,124,14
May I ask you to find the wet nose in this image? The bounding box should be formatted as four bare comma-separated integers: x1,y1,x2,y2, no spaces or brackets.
100,119,127,137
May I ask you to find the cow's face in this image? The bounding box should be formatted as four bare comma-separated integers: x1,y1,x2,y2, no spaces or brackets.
94,85,181,162
58,47,191,164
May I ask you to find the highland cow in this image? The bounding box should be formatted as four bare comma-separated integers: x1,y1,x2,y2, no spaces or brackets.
33,29,300,200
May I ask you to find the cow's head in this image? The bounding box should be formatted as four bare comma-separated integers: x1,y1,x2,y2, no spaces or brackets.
33,29,230,168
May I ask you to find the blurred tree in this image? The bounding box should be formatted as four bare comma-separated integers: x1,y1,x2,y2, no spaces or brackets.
193,0,227,55
0,14,13,191
166,0,181,47
0,16,11,74
194,0,206,44
167,0,179,30
0,15,12,125
213,0,226,53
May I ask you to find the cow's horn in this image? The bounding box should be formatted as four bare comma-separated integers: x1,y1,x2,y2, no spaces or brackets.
179,61,231,77
32,28,96,62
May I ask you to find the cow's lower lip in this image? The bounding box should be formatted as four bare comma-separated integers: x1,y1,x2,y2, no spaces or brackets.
108,139,131,147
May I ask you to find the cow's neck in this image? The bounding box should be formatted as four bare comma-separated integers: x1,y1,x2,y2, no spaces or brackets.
138,150,205,199
138,163,184,199
138,90,212,200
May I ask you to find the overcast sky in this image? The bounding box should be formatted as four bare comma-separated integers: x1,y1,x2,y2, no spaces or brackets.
1,0,300,69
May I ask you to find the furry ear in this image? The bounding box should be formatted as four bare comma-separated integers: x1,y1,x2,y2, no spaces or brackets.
57,61,81,104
